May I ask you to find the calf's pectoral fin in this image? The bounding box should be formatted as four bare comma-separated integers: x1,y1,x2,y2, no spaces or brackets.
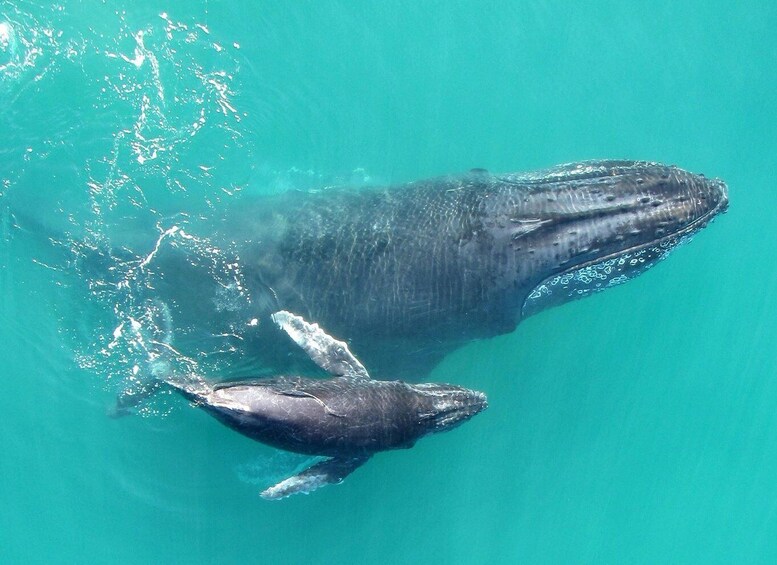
260,454,371,500
271,310,370,379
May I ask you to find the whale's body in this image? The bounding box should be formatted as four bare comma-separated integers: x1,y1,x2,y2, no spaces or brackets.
159,311,488,499
136,160,728,378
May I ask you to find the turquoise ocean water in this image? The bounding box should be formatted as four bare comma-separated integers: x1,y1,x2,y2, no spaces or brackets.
1,2,776,563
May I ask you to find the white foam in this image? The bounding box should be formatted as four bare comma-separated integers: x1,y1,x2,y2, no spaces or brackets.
0,22,12,49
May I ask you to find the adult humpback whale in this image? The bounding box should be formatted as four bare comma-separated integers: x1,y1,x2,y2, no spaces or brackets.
117,160,728,378
147,310,487,499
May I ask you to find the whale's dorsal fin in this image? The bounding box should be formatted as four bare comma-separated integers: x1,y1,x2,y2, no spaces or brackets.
261,454,371,500
271,310,370,379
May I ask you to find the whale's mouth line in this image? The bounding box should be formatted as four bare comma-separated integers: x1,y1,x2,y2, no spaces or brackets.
519,185,728,319
547,189,728,282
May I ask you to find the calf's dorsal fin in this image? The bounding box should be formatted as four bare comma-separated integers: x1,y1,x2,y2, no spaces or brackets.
271,310,370,379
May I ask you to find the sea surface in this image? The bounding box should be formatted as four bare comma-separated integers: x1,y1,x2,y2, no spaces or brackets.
1,1,776,563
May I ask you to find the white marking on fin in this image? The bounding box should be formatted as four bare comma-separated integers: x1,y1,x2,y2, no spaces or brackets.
271,311,369,379
260,455,370,500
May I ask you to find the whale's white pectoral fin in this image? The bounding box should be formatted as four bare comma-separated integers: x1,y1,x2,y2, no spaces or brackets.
260,455,371,500
271,310,370,379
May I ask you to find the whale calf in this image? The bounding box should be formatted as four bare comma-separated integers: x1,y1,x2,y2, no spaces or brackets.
153,310,487,499
100,160,728,378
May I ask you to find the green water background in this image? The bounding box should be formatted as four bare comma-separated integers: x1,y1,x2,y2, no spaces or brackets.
1,1,776,563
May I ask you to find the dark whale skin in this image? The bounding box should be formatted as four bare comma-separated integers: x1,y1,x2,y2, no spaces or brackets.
186,376,486,458
147,160,728,377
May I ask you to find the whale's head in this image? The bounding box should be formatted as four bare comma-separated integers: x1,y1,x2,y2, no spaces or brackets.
487,160,729,321
410,382,488,433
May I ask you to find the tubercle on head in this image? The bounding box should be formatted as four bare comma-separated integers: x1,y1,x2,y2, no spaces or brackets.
412,383,488,432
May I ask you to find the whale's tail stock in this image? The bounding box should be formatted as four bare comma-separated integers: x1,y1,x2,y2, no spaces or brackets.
107,299,212,417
